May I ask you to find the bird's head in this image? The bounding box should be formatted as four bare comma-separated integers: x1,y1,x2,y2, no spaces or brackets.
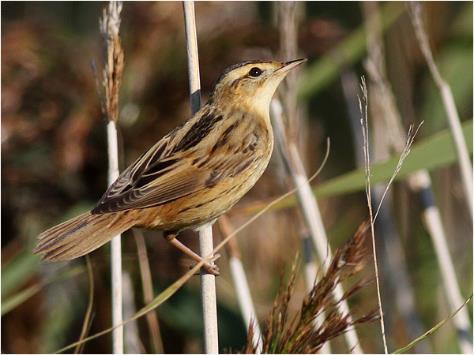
211,59,306,116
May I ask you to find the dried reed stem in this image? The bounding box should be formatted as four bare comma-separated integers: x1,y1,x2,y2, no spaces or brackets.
134,230,164,353
182,2,219,353
122,271,143,353
75,257,94,354
198,223,219,353
299,230,318,295
218,216,262,353
276,3,333,353
271,99,363,353
107,121,123,354
277,1,302,141
413,172,473,354
408,2,473,216
99,2,124,353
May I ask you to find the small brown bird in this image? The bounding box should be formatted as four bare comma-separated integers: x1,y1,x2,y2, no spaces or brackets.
34,58,306,273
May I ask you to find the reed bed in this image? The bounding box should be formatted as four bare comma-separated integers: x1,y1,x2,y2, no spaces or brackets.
2,2,472,354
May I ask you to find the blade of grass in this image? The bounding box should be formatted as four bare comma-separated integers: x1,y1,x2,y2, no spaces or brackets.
2,284,42,316
2,249,40,297
393,295,473,354
2,266,84,316
297,2,404,100
316,120,473,199
234,120,473,216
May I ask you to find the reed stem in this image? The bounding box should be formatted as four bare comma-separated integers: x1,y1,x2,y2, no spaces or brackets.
218,217,262,353
109,122,123,354
99,2,125,352
182,2,219,353
409,2,473,217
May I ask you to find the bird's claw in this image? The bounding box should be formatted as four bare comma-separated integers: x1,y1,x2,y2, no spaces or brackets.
191,253,221,276
203,262,220,276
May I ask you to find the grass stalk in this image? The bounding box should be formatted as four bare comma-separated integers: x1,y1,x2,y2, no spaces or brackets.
342,68,430,353
182,2,219,353
408,2,473,217
218,216,262,353
99,2,125,353
358,78,388,354
359,75,425,353
271,99,363,353
359,3,431,350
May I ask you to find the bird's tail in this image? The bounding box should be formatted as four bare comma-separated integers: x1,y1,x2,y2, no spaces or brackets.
34,211,135,261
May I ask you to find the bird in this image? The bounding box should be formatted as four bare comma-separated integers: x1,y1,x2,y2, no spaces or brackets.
34,58,306,274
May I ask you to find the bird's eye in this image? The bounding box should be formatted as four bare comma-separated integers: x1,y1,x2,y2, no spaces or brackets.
248,67,262,77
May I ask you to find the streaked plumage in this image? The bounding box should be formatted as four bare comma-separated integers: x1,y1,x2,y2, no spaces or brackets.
34,58,306,263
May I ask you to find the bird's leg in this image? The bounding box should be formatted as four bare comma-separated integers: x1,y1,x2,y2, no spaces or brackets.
164,233,220,275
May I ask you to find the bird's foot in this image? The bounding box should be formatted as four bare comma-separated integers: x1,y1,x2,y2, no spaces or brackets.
190,253,221,276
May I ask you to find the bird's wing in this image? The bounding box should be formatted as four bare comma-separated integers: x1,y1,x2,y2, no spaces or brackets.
92,107,255,214
92,125,204,213
92,161,208,213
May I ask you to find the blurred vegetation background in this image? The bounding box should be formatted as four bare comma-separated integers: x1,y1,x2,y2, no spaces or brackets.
1,2,472,353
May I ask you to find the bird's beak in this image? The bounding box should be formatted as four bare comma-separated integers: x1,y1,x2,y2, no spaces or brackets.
277,58,307,73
